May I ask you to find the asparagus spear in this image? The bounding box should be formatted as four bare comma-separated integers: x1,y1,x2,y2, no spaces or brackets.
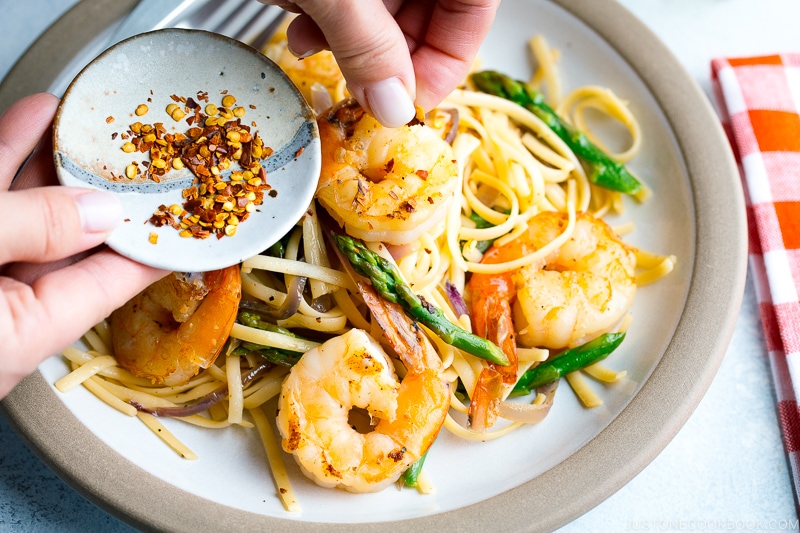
401,452,428,488
235,311,304,366
470,71,643,195
238,311,295,336
231,342,303,367
335,234,509,366
467,211,496,253
512,332,626,395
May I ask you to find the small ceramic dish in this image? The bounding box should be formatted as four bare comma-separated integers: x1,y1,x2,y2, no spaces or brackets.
53,28,320,272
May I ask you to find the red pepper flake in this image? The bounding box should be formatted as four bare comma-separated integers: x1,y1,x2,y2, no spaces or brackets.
111,90,276,241
400,200,416,213
415,169,429,180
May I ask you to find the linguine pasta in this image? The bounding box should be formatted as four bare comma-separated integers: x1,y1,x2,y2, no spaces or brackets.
56,34,676,510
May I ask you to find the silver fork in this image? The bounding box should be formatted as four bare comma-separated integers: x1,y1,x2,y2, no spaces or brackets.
50,0,287,96
165,0,285,51
108,0,285,50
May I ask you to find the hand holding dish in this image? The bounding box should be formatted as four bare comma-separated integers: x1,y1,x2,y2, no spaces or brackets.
53,28,320,272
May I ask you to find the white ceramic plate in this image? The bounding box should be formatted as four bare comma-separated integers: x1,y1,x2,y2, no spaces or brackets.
0,0,746,531
53,28,320,272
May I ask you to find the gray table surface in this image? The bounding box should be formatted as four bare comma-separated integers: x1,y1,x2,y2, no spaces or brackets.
1,1,798,531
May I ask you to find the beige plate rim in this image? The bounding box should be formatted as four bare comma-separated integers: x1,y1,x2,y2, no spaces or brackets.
0,0,747,531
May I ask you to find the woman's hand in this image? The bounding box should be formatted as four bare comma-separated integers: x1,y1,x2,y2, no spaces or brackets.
0,93,167,398
261,0,500,127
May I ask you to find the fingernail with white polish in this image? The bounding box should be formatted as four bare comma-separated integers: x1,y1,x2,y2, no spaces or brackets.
287,43,323,60
364,78,416,128
75,190,123,233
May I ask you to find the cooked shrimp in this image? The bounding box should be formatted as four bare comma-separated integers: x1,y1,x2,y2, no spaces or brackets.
263,20,345,108
466,232,539,430
277,282,449,493
466,211,636,429
469,232,543,382
511,211,636,348
109,266,242,386
316,98,459,245
273,48,344,108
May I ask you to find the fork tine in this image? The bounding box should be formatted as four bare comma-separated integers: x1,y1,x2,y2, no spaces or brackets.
248,9,288,52
232,5,283,43
216,2,267,38
176,0,247,32
175,0,285,51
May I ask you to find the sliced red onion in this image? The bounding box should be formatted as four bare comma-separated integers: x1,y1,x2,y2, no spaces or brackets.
130,388,228,418
309,82,333,116
442,108,460,144
445,280,469,319
238,275,307,320
240,362,272,387
130,363,272,418
309,293,334,313
497,381,559,424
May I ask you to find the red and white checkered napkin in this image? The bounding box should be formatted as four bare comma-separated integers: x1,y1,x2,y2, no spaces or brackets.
711,54,800,497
